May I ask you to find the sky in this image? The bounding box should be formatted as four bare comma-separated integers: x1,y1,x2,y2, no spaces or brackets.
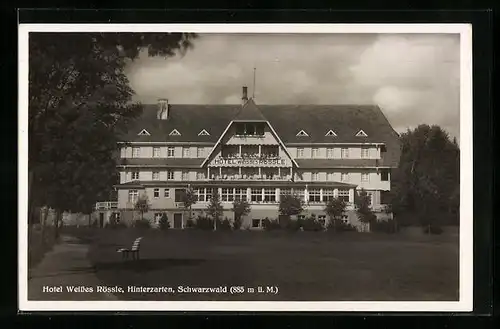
125,33,460,141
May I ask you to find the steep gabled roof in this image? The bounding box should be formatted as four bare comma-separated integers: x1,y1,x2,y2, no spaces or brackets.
232,98,267,121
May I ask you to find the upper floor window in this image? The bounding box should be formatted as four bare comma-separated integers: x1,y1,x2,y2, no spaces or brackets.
341,148,349,159
338,189,350,202
311,172,319,181
361,147,369,159
153,147,161,158
196,172,205,180
182,171,189,181
197,147,204,158
128,190,139,203
235,123,265,136
153,188,160,198
297,148,305,158
167,170,174,180
381,169,389,181
327,172,334,181
311,148,319,158
308,189,321,203
120,147,126,158
131,171,139,180
341,173,349,182
326,148,334,158
132,147,140,158
361,173,369,182
152,171,160,180
167,147,175,157
183,147,190,158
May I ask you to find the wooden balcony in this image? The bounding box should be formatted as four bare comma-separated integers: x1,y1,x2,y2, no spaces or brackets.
94,201,118,210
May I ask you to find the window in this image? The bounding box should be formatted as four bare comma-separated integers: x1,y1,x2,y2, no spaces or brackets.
341,148,349,158
183,147,190,158
152,171,160,180
205,188,213,201
167,147,175,157
251,188,263,202
235,123,245,135
341,173,349,182
120,147,126,158
221,188,234,202
325,130,337,137
311,148,319,158
154,213,162,224
338,189,350,202
128,190,139,203
153,188,160,198
361,147,369,159
234,188,247,201
356,129,368,137
311,172,319,181
361,173,369,182
174,189,186,203
323,189,335,202
196,171,205,180
252,219,261,228
308,189,321,203
294,189,305,201
327,172,334,181
153,147,160,158
164,189,170,198
296,130,309,137
138,129,151,136
132,147,140,158
255,123,265,136
167,170,174,180
326,148,334,158
131,171,139,180
280,188,292,196
197,147,204,158
297,148,305,158
169,129,181,136
381,169,389,181
263,188,276,203
182,171,189,181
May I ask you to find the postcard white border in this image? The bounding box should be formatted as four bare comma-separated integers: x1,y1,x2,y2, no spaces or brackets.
18,23,473,312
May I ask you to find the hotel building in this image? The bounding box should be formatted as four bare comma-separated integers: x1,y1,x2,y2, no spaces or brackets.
100,87,401,230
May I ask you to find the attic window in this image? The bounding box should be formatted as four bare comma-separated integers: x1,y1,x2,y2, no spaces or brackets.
356,129,368,137
169,129,181,136
296,130,309,137
138,129,151,136
198,129,210,136
325,130,337,137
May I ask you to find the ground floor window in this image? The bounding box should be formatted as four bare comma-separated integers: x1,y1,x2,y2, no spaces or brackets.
294,189,305,201
153,188,160,198
251,188,262,202
308,189,321,203
193,187,213,202
280,188,292,197
154,212,162,224
221,188,235,202
338,189,350,202
234,188,247,201
164,189,170,198
128,190,138,203
263,188,276,203
322,189,335,202
252,218,262,228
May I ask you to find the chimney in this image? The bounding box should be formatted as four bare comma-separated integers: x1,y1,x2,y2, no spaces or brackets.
157,98,169,120
242,86,248,104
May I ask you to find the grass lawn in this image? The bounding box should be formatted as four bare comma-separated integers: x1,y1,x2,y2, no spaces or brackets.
65,227,459,301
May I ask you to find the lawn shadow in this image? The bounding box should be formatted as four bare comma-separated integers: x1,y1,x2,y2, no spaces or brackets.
93,258,207,273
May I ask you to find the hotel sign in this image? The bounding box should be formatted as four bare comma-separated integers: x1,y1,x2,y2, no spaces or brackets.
211,157,288,167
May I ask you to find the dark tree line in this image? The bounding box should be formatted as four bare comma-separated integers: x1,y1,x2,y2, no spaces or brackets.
28,32,198,233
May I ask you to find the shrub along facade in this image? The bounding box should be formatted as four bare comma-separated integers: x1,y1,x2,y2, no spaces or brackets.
102,86,400,230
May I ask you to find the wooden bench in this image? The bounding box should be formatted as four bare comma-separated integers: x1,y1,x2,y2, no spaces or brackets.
117,237,142,260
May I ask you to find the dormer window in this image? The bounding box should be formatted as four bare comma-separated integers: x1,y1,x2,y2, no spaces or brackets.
325,130,337,137
138,129,151,136
296,130,309,137
198,129,210,136
169,129,181,136
356,129,368,137
234,123,265,136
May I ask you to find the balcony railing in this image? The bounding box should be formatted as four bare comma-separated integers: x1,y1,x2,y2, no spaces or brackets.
95,201,118,210
209,174,291,181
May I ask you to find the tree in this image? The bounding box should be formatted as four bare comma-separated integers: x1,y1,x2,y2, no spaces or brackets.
28,33,198,231
393,124,460,228
134,194,150,221
324,197,347,232
232,199,251,230
181,187,198,222
207,190,223,231
355,189,376,232
279,194,305,217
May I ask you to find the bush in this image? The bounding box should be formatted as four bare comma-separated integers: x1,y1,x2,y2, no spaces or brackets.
302,215,324,232
158,213,170,231
134,218,151,229
286,219,302,231
371,219,399,233
233,217,243,230
186,218,195,228
217,217,232,231
106,213,127,229
262,218,281,231
423,224,443,235
194,216,214,230
327,219,357,232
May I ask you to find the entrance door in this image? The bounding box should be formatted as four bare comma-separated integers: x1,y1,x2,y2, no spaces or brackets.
173,213,183,229
99,213,104,228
